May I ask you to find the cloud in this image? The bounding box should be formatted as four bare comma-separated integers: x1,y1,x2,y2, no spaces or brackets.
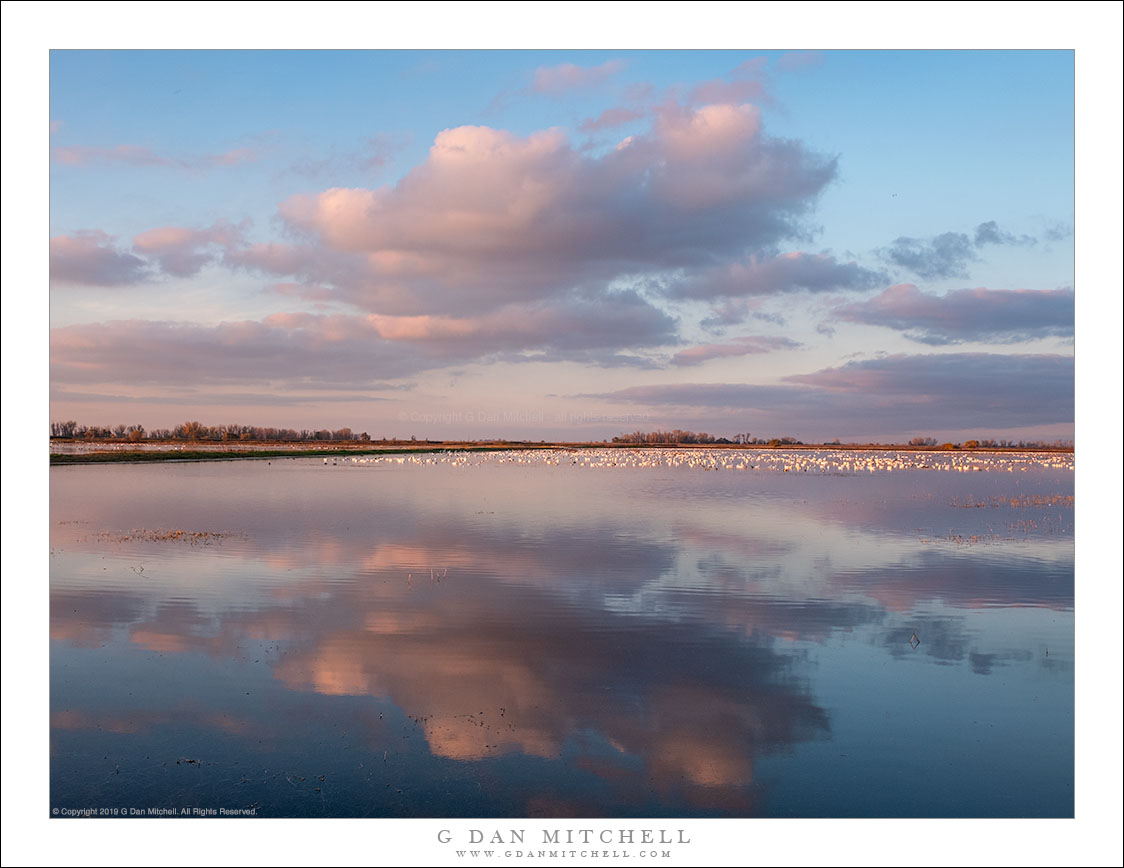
532,60,625,95
882,221,1037,280
882,231,977,280
52,221,251,285
271,105,836,317
785,353,1073,426
776,51,825,71
578,106,646,133
687,78,769,106
364,289,677,360
698,305,790,331
52,144,257,170
284,133,401,180
50,231,149,286
833,284,1074,345
590,353,1073,434
671,336,799,366
54,144,167,167
731,57,768,78
699,299,758,329
50,102,850,413
670,252,884,302
360,133,398,171
682,58,773,108
50,291,676,391
1043,222,1073,242
132,220,247,278
974,220,1035,247
48,386,396,406
50,316,417,388
589,381,810,411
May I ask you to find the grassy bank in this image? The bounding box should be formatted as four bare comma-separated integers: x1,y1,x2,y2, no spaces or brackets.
49,445,483,465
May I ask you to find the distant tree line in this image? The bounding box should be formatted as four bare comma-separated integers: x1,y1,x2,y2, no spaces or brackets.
612,429,728,444
611,429,806,446
609,430,1069,449
48,420,1073,450
909,436,1073,450
50,420,371,443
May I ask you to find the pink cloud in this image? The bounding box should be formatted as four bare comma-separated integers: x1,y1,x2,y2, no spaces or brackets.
672,252,883,302
270,104,835,316
50,291,675,393
593,353,1073,435
532,60,624,95
52,144,257,170
785,353,1073,406
672,336,799,366
368,291,675,359
52,219,253,286
578,105,646,133
132,220,247,277
50,317,408,388
50,231,149,286
53,144,169,167
226,242,314,275
687,78,769,106
208,147,256,166
833,284,1074,345
648,102,762,162
132,227,199,250
731,57,769,78
776,51,825,71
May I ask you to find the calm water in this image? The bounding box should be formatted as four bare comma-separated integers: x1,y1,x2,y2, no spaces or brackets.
49,450,1074,817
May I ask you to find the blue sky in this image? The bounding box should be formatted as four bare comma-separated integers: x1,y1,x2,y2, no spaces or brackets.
14,9,1119,443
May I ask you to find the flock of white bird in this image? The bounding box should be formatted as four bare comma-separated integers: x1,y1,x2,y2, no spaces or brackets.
323,448,1073,475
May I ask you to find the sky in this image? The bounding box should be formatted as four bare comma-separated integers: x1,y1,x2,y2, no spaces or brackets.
25,14,1116,447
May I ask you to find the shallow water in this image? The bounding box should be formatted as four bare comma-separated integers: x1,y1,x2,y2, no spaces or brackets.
49,449,1074,817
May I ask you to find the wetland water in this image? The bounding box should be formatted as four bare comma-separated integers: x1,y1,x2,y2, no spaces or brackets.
49,449,1074,817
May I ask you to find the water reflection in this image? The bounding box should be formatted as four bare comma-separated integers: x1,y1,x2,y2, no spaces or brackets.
50,453,1073,816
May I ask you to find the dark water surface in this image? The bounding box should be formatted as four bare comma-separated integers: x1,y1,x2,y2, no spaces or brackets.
49,450,1074,817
